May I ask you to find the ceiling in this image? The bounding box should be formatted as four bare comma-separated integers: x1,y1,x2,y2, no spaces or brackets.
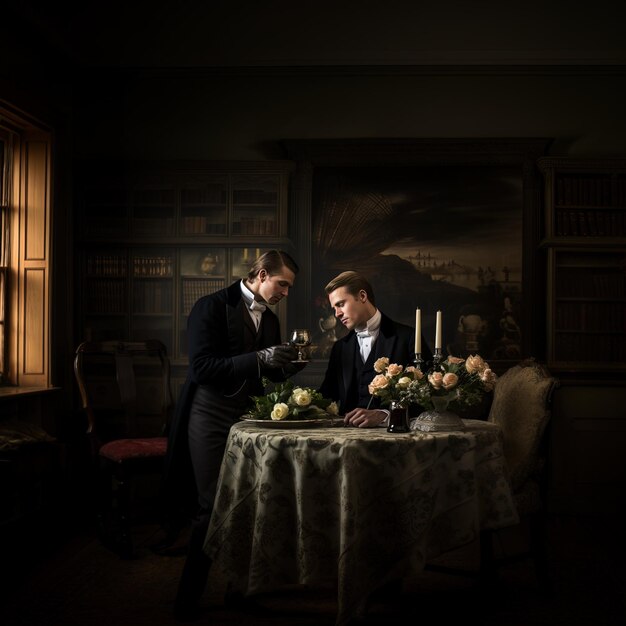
9,0,626,69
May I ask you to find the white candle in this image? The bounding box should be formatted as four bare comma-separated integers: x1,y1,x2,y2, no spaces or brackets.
414,308,421,354
435,310,442,350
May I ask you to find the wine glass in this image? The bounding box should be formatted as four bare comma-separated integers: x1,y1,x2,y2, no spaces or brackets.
290,328,311,362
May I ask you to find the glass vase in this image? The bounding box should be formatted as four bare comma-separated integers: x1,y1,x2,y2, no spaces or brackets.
411,396,466,432
387,401,410,433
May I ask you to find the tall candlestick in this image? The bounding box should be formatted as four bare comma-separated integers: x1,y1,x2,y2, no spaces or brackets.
435,310,442,350
414,308,421,354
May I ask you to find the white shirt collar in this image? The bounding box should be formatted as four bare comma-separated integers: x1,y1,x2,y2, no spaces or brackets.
240,279,256,306
355,308,382,339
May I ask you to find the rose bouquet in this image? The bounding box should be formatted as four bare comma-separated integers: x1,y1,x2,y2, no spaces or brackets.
369,355,496,412
367,357,424,408
248,378,339,421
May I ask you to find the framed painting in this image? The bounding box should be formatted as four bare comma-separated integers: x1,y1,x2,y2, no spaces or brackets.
284,139,551,375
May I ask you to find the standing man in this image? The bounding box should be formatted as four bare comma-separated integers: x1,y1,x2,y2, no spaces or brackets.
164,249,303,619
320,271,432,427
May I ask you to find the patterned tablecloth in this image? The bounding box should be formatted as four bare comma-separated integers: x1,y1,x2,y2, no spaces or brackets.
204,419,519,625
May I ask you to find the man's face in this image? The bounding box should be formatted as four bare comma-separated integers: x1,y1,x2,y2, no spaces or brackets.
328,286,370,331
257,266,295,305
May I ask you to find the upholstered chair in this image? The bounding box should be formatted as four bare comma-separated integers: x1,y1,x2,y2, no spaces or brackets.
482,358,559,590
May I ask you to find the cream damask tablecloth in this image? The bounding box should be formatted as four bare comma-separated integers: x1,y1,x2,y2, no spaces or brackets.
204,419,518,625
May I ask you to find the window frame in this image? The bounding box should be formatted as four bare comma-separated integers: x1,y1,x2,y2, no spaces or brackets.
0,106,52,388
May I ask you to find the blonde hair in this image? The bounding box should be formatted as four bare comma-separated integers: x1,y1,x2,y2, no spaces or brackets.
324,271,376,306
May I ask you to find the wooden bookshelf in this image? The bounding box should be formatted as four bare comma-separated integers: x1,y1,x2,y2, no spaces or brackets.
76,162,292,369
539,158,626,372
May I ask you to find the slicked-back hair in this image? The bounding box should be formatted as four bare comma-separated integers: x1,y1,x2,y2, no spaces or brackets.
324,271,376,306
247,249,299,281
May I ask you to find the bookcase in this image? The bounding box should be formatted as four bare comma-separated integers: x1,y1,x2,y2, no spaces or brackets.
76,163,293,388
538,158,626,372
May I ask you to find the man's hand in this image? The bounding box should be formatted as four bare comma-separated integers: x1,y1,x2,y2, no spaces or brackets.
344,408,388,428
256,345,296,368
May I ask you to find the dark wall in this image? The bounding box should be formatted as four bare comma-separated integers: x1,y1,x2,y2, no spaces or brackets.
73,69,626,161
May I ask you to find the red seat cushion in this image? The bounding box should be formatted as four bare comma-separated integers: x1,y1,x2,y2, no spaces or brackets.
99,437,167,463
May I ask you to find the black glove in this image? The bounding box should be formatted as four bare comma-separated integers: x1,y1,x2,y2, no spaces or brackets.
256,344,296,369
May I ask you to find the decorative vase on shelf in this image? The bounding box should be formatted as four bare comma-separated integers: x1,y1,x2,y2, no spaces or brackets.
411,396,466,432
387,401,410,433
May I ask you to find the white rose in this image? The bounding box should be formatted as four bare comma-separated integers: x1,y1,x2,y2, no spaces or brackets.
292,389,312,406
270,402,290,420
374,357,390,373
396,376,412,389
327,401,339,415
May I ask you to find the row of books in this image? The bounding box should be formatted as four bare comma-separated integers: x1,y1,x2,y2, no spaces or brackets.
133,257,174,277
555,209,626,237
554,333,626,363
556,270,625,298
132,189,176,205
132,282,173,314
233,190,277,204
85,280,126,313
231,217,276,235
180,216,227,234
554,301,626,331
556,176,626,207
87,255,127,276
181,278,225,314
132,218,175,236
181,188,226,204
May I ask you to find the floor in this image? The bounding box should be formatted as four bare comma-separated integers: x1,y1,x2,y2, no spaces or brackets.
2,513,625,626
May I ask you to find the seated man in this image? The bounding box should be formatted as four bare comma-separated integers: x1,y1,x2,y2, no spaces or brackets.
319,271,432,427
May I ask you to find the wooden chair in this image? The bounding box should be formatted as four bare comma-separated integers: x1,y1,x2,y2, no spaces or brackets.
74,340,173,558
480,358,559,590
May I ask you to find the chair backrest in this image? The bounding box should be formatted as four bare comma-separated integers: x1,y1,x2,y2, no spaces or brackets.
488,358,558,492
74,340,173,449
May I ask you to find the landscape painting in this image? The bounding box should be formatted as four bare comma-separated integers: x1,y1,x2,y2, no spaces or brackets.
310,165,524,367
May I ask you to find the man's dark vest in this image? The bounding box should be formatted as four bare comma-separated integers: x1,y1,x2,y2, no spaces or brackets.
345,342,379,412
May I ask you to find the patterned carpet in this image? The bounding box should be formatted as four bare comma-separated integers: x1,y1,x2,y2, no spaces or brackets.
3,515,625,626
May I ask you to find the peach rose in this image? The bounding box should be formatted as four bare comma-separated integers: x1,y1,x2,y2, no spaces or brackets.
386,363,404,377
480,368,497,391
405,366,424,380
368,374,390,394
442,372,459,390
446,356,465,364
428,371,444,389
465,354,487,374
373,357,390,373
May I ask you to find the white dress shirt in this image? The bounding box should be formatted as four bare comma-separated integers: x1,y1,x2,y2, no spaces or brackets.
240,280,266,330
355,308,381,362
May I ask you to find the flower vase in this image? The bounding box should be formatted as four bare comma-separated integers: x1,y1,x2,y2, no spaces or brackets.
411,396,466,432
387,401,410,433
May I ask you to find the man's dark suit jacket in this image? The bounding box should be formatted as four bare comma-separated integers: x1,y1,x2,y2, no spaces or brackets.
163,280,284,514
319,312,432,414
